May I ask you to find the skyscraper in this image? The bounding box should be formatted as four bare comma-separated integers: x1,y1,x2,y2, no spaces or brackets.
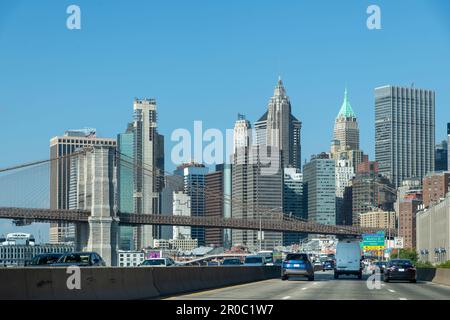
331,89,364,171
232,116,283,250
303,153,336,225
50,129,116,244
174,163,209,246
351,156,396,226
335,159,355,226
117,123,135,250
332,88,359,151
448,123,450,171
172,191,191,240
283,167,306,245
133,98,165,249
205,170,224,247
435,140,448,172
375,85,435,187
255,78,301,169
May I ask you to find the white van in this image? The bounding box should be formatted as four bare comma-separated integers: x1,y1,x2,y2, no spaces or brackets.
334,239,362,279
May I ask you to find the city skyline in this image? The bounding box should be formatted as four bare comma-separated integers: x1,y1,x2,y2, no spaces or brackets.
1,1,450,172
1,0,450,242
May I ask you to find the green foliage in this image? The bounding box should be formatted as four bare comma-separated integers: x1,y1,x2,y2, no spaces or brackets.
416,261,435,269
391,249,418,263
436,260,450,269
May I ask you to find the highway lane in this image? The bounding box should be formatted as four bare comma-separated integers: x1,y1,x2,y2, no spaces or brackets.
165,270,450,300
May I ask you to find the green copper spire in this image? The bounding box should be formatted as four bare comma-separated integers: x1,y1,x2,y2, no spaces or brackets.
337,88,356,119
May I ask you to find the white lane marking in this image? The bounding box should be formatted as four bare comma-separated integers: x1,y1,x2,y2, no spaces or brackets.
399,298,407,300
388,289,396,293
313,282,318,285
302,287,308,290
282,296,291,300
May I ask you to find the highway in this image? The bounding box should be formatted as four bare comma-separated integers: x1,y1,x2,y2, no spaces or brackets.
165,270,450,300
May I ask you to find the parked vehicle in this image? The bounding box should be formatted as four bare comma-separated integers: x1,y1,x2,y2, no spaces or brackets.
244,255,266,266
281,253,314,281
51,252,106,267
140,258,175,267
222,258,242,266
334,240,362,279
27,253,63,266
384,259,416,283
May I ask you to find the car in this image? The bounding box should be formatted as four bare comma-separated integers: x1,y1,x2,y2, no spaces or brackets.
222,258,242,266
51,252,106,267
281,253,314,281
371,261,388,274
140,258,175,267
244,255,266,266
322,259,335,271
334,239,363,279
26,253,63,266
383,259,416,283
313,260,323,271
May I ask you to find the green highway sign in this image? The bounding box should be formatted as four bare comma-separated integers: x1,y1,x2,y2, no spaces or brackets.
362,233,385,249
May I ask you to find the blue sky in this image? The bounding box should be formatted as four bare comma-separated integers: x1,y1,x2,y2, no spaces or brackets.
0,0,450,240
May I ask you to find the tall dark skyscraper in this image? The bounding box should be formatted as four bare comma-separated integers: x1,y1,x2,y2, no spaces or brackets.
255,78,301,169
375,85,435,187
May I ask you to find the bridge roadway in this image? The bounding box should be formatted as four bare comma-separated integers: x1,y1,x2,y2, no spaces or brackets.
0,207,397,236
166,270,450,300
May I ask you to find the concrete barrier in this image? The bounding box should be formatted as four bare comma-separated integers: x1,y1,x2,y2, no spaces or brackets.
433,268,450,286
416,268,437,282
0,266,280,300
417,268,450,286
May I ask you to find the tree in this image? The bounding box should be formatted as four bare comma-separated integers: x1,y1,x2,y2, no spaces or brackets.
391,248,418,263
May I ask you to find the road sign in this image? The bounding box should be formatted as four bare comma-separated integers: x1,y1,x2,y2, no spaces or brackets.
394,237,404,249
362,233,385,250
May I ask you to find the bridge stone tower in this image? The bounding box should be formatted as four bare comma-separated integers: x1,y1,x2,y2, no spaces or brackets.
70,146,119,266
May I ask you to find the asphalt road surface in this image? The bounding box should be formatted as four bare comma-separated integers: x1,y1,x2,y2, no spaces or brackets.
165,270,450,300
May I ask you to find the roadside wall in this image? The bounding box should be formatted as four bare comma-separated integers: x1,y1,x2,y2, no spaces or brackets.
0,266,280,300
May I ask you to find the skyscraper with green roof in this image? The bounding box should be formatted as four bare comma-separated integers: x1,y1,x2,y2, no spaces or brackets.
331,88,360,153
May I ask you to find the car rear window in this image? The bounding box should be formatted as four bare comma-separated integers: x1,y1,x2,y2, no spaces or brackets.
285,254,308,261
390,260,413,267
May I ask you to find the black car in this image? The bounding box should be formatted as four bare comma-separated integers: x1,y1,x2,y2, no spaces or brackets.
51,252,106,267
384,259,416,283
27,253,63,266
